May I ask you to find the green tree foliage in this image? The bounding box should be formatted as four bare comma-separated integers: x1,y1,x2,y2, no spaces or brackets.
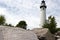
56,28,60,31
5,23,14,27
16,21,27,29
49,16,57,34
42,22,49,28
43,16,57,34
0,15,6,25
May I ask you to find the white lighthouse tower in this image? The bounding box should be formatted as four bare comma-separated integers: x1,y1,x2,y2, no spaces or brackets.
40,0,47,27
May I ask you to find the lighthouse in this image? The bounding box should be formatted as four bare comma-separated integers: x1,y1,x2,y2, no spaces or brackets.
40,0,47,27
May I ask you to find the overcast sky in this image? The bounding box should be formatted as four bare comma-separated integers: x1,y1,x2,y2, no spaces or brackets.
0,0,60,29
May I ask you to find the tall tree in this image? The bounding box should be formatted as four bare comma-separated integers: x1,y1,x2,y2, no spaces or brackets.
16,21,27,29
43,16,57,34
0,15,6,25
49,16,57,34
